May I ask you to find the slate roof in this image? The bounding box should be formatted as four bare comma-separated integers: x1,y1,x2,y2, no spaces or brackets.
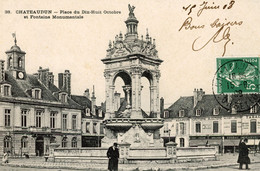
166,94,260,118
71,95,92,108
0,71,82,110
167,96,194,118
71,95,105,119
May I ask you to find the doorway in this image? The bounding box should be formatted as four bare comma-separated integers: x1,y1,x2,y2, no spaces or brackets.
35,136,44,156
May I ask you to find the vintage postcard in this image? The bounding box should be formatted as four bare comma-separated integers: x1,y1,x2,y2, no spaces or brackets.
0,0,260,170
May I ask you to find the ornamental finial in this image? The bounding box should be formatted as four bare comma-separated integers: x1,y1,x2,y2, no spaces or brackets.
12,32,17,45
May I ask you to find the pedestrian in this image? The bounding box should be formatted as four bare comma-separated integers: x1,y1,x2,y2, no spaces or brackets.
2,151,9,163
107,142,119,171
237,138,250,170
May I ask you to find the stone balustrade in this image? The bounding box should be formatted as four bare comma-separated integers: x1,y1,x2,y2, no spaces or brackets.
51,142,218,163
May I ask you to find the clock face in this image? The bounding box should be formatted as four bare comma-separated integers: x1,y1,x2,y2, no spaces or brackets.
18,72,24,79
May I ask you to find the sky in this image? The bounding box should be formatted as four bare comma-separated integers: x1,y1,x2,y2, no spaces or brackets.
0,0,260,111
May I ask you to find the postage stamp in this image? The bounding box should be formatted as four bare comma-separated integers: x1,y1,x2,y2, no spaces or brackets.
213,57,260,112
216,57,259,94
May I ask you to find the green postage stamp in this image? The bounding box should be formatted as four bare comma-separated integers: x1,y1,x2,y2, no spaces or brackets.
216,57,260,94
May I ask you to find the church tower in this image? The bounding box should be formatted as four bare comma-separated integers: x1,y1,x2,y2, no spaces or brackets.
5,34,26,80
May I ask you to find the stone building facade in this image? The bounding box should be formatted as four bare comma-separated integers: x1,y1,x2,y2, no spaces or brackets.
71,89,105,147
161,89,260,153
0,38,103,156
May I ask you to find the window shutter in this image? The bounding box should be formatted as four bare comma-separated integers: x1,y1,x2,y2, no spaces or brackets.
176,123,179,135
184,122,186,135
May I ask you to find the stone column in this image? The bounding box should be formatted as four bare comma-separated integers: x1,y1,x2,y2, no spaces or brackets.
131,67,142,119
154,73,160,118
150,85,156,117
166,141,177,163
104,71,114,119
109,86,115,118
123,85,131,109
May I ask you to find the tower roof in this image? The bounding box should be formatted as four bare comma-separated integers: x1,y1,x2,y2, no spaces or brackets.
6,35,26,54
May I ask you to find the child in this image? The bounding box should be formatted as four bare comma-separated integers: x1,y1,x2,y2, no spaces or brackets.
2,151,9,163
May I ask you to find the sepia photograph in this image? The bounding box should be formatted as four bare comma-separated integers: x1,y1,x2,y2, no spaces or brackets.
0,0,260,170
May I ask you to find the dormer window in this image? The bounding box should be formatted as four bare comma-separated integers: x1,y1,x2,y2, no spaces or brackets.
250,105,258,113
164,111,169,118
1,84,11,96
59,92,68,103
213,108,219,115
231,105,237,114
85,108,90,116
32,88,41,99
196,109,201,116
179,110,185,117
98,109,102,117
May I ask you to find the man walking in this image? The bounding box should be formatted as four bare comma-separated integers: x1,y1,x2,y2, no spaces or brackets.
107,143,119,171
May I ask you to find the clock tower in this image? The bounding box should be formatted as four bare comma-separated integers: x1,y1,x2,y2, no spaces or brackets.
5,35,26,79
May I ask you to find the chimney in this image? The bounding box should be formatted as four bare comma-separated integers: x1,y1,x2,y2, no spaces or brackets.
0,60,5,82
84,89,90,99
193,88,205,107
227,94,232,104
48,72,54,84
58,70,71,95
91,85,96,116
160,97,164,118
37,67,55,89
114,91,121,112
37,67,50,88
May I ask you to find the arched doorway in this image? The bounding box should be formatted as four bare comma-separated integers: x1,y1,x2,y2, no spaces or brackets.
35,136,44,156
3,136,12,153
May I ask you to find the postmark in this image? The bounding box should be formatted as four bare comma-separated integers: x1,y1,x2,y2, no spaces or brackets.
212,57,260,112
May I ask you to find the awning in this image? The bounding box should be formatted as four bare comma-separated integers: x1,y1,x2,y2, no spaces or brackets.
223,139,240,146
190,139,222,147
208,139,222,145
247,139,260,145
189,140,207,146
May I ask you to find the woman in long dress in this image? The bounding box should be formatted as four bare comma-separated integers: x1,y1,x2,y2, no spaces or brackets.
237,138,250,170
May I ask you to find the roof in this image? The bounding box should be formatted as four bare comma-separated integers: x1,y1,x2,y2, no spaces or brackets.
71,95,105,119
166,94,260,118
71,95,92,108
167,96,194,118
0,71,82,110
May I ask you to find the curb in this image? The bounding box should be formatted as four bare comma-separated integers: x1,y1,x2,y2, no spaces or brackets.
2,161,260,171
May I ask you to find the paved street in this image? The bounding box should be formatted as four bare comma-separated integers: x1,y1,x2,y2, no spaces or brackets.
1,153,260,171
198,162,260,171
0,165,72,171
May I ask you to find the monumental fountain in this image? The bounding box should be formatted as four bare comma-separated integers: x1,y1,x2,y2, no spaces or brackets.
51,5,218,163
101,4,164,148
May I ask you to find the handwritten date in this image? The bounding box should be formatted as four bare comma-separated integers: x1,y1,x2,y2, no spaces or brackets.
183,0,235,16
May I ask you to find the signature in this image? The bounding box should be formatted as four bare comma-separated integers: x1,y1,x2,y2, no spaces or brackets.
192,26,231,56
